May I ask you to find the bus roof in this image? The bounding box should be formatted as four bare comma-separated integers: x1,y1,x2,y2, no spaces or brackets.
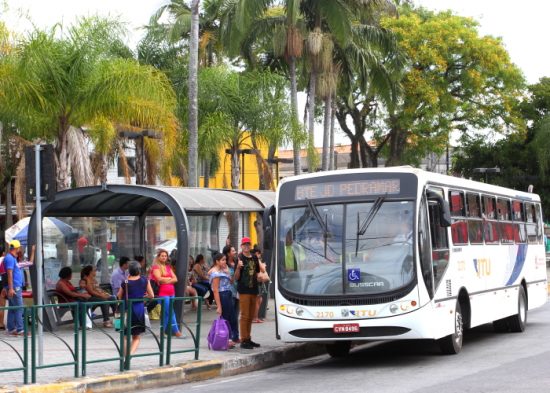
278,167,539,202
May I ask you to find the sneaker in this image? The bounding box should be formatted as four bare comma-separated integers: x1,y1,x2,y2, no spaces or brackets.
249,340,261,348
15,331,30,337
240,340,254,349
203,290,211,299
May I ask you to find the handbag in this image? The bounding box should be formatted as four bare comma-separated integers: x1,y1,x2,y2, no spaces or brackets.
207,316,231,351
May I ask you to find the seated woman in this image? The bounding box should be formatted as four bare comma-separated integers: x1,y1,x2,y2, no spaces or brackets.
56,267,91,302
56,267,91,326
79,265,116,328
192,254,213,307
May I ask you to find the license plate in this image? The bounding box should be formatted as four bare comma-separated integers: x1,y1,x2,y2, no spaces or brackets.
333,323,360,333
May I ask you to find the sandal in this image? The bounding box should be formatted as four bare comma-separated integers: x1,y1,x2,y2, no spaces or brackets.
103,321,113,328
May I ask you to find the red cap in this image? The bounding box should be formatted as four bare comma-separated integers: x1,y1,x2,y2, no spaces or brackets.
241,236,251,245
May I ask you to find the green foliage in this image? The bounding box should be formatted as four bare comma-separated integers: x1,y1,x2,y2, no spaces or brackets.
0,17,179,188
381,7,526,164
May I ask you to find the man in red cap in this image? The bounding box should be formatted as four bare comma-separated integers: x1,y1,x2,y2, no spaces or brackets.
234,236,261,349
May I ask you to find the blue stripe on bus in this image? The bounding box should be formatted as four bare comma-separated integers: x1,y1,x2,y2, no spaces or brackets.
506,244,527,285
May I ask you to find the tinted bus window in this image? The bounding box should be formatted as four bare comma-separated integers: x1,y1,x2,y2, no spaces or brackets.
466,193,481,218
449,191,465,217
512,200,524,221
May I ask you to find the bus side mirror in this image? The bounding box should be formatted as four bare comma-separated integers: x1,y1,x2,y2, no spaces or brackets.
262,205,276,251
427,190,452,227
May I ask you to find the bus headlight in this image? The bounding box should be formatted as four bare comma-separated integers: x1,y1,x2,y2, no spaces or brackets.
296,307,304,317
389,304,399,314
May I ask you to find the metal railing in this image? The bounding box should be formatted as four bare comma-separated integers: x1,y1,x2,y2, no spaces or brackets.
0,305,29,384
31,302,80,382
81,299,124,376
0,297,203,384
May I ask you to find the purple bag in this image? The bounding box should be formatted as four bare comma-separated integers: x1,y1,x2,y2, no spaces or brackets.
207,317,231,351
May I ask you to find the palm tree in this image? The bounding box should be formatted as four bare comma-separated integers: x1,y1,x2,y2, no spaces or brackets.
0,18,179,190
219,0,306,175
188,0,200,187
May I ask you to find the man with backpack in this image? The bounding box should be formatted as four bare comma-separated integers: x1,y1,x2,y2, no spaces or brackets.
234,237,261,349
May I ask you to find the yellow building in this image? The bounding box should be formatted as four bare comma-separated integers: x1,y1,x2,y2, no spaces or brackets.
200,133,275,191
199,133,275,248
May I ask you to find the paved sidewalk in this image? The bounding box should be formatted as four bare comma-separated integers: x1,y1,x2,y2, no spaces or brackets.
0,303,325,392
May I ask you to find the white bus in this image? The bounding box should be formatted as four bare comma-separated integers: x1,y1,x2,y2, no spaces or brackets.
264,167,547,356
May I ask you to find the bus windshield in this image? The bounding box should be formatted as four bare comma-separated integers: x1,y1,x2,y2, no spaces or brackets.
279,200,414,296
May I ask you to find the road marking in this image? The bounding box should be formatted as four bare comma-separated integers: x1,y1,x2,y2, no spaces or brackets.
191,374,250,388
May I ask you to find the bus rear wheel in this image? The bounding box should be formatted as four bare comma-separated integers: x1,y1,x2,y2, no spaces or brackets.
326,341,351,358
438,302,463,355
507,286,527,333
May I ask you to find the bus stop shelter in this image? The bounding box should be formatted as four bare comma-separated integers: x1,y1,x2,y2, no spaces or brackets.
26,184,275,328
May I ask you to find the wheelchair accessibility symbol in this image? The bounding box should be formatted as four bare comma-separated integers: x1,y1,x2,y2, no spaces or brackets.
348,268,360,283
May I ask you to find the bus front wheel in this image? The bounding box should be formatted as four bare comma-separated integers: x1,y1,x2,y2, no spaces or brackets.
507,286,527,333
438,302,463,355
326,341,351,358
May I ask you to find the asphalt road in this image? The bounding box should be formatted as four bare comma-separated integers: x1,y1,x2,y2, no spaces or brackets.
143,301,550,393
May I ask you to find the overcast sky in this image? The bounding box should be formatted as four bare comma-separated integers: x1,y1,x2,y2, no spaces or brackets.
2,0,548,147
2,0,548,83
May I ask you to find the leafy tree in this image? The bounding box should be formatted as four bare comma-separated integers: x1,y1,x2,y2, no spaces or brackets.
197,66,291,190
378,7,526,166
452,77,550,217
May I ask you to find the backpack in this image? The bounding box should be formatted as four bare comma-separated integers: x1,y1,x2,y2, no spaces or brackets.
207,317,231,351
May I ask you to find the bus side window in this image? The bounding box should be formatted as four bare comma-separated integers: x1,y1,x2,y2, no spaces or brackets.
512,200,526,243
525,203,539,243
466,193,483,244
482,195,499,244
449,190,468,245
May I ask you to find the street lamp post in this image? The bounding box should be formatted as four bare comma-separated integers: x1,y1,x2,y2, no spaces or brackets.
473,167,500,183
267,157,293,184
119,130,161,184
225,148,258,189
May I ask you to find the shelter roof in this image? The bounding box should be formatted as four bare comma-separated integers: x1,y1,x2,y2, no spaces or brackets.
43,185,275,217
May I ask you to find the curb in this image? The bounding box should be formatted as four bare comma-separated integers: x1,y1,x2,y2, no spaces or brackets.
0,344,326,393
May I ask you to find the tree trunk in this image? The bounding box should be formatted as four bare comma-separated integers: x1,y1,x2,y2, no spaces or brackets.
203,160,210,188
135,137,144,184
56,118,72,191
5,177,12,228
322,94,331,171
329,96,336,170
187,0,200,187
387,116,407,166
307,71,317,173
230,148,240,190
349,137,360,169
289,56,302,175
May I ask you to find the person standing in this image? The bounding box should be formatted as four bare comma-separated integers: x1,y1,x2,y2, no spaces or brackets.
111,256,130,298
234,237,260,349
222,244,239,342
117,261,154,355
4,240,25,335
150,249,183,337
209,252,238,348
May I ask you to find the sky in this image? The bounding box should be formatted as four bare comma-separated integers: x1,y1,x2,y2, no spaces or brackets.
2,0,549,84
1,0,549,147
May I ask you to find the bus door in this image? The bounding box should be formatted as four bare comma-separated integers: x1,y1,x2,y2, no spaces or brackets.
419,188,451,300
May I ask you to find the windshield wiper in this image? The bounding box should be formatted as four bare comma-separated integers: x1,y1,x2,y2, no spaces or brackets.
355,195,385,256
306,199,330,257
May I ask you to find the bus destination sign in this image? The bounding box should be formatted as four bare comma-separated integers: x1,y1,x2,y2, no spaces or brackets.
295,179,400,200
